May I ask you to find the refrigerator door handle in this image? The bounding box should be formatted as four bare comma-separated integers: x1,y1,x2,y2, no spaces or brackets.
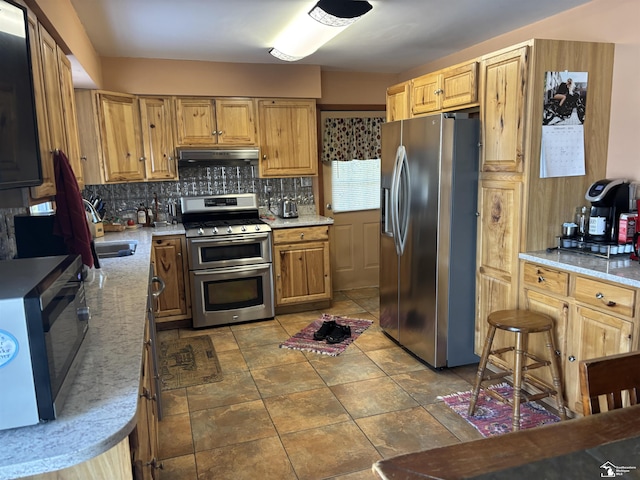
381,187,393,236
391,145,408,255
396,147,410,255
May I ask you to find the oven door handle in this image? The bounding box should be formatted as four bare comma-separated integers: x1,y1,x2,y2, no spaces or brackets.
191,264,272,276
188,232,271,245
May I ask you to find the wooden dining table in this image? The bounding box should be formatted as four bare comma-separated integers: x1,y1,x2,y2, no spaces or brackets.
372,404,640,479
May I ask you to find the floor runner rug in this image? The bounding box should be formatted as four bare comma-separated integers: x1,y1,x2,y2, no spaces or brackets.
159,335,222,390
439,383,561,437
279,314,373,356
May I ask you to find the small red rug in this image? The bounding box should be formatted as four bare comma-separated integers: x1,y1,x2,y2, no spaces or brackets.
279,314,373,356
440,383,561,437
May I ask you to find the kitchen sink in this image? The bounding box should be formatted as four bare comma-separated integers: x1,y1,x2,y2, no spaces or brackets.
94,240,138,258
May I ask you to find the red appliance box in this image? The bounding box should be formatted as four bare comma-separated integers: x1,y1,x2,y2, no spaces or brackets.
618,213,637,244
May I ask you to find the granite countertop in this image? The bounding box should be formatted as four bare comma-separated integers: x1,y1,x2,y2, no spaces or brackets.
0,224,183,480
520,250,640,288
261,214,334,229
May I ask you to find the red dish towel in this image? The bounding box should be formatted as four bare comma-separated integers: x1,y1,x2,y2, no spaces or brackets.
53,150,94,268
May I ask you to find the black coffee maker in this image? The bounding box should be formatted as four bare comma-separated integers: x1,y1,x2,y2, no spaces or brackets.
585,178,629,243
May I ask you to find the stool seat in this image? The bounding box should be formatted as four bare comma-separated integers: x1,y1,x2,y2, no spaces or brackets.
488,310,554,334
469,309,567,431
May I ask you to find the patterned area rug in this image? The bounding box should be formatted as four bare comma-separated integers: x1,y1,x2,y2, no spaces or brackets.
159,335,222,390
440,383,561,437
279,314,373,356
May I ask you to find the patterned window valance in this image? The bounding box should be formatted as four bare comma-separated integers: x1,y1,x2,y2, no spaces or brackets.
322,117,385,162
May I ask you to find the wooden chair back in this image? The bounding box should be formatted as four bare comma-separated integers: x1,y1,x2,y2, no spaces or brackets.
579,351,640,416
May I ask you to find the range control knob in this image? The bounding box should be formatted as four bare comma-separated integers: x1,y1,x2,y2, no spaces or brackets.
213,227,218,234
241,225,247,232
227,226,233,234
198,227,204,236
255,225,261,231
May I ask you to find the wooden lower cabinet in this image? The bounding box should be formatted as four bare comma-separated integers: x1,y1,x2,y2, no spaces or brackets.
273,226,331,307
129,311,161,479
151,235,191,323
519,260,637,415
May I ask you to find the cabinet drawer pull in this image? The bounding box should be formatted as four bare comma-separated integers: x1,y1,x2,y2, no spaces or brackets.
300,233,304,239
537,275,545,283
595,292,617,307
568,355,576,362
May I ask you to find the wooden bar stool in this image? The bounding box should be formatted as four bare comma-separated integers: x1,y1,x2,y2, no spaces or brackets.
468,309,567,431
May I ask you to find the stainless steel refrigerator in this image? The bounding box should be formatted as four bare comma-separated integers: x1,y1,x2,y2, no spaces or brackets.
380,113,479,368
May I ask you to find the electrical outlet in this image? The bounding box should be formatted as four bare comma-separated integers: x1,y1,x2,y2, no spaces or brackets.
300,177,312,187
264,185,272,194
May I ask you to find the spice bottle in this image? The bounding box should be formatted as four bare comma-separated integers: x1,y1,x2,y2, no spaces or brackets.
137,204,147,224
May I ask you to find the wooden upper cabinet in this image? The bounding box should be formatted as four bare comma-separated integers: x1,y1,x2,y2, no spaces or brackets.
386,82,410,121
257,99,318,177
174,97,256,146
27,12,54,199
410,61,477,116
58,48,84,189
480,47,528,173
139,97,178,180
76,90,145,184
98,93,145,182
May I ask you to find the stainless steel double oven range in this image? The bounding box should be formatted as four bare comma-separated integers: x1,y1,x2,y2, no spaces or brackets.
181,194,274,328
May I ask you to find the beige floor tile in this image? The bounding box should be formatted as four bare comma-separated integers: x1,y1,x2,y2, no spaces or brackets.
208,329,239,352
156,329,179,342
343,287,379,300
158,412,193,459
187,370,260,412
276,310,323,325
424,401,484,443
450,363,482,384
157,453,197,480
190,399,277,451
364,347,427,376
281,421,381,480
353,330,397,352
331,470,378,480
264,387,350,435
232,322,290,349
178,327,217,338
160,387,189,416
309,351,385,386
195,437,296,480
251,361,326,398
332,291,351,302
353,297,379,313
215,349,248,373
230,318,277,331
241,343,307,370
392,368,474,405
331,377,418,419
323,299,368,316
356,406,460,458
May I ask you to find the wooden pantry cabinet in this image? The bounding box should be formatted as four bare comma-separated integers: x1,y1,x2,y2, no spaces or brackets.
474,40,614,358
410,61,478,116
273,226,331,307
174,97,257,146
257,99,318,177
27,9,83,199
150,235,191,323
520,261,637,415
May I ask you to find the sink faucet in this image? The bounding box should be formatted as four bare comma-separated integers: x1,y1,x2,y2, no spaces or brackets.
83,199,103,223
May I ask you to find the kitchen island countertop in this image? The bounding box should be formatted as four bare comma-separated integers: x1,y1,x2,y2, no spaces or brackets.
520,250,640,288
0,224,183,480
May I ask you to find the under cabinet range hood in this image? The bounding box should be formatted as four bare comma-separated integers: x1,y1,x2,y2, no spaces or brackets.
177,147,260,167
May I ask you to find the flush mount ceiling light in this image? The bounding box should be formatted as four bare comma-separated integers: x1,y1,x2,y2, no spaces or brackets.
269,0,373,62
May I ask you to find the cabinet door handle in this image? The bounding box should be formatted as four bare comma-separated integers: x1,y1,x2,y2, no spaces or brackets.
300,233,304,239
568,355,576,362
595,292,616,307
218,130,224,135
538,275,545,283
139,156,146,161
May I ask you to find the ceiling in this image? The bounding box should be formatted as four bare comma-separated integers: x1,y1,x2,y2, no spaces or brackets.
69,0,591,76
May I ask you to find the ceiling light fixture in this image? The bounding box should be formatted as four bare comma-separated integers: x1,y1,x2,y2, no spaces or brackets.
269,0,373,62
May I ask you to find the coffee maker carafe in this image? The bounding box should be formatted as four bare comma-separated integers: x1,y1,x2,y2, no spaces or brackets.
585,178,629,243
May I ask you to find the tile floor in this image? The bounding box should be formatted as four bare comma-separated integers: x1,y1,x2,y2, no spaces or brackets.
156,288,485,480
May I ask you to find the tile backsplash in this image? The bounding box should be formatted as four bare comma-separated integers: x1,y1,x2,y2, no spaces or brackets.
83,167,316,223
0,207,27,260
